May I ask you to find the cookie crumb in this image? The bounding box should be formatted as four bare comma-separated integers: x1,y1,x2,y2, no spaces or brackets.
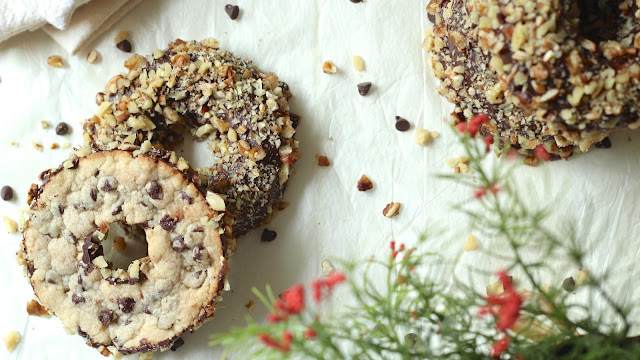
321,259,335,276
316,155,330,166
356,175,373,191
245,300,255,310
382,202,401,218
27,299,50,317
40,120,50,129
352,56,365,71
322,61,337,74
414,128,439,145
47,55,64,68
87,49,99,64
261,229,277,242
3,331,20,352
3,216,18,233
463,234,479,252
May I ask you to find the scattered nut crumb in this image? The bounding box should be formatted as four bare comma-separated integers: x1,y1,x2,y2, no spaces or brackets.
206,192,226,211
114,31,130,44
414,128,439,145
32,141,43,152
245,300,255,311
356,175,373,191
86,49,99,64
9,141,18,146
321,259,335,276
486,279,504,296
3,216,18,233
50,142,59,150
113,236,127,252
40,120,50,129
47,55,64,68
463,234,479,252
99,346,111,357
352,55,365,71
523,156,538,167
576,269,589,286
322,61,337,74
382,202,401,218
27,299,50,317
316,155,330,166
61,142,71,149
3,331,20,352
445,156,473,174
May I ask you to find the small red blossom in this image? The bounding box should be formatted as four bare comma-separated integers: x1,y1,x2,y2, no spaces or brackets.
303,327,317,339
484,134,494,153
474,188,487,199
312,272,347,303
479,271,523,332
468,114,489,137
390,241,405,259
456,122,467,133
266,313,284,323
276,283,305,315
491,336,510,358
258,331,293,353
533,145,551,161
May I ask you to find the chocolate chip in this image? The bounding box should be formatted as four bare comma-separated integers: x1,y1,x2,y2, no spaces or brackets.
350,0,363,2
98,310,115,326
89,188,97,201
160,215,176,231
562,277,576,292
170,338,185,351
100,179,115,191
118,297,135,313
181,191,193,204
82,236,93,264
143,306,152,314
357,82,372,96
116,39,132,52
147,181,163,200
395,116,410,132
261,229,277,242
224,4,240,19
427,12,436,23
111,205,122,216
172,236,186,252
1,186,13,201
72,294,85,304
595,137,612,149
55,122,69,135
193,245,203,261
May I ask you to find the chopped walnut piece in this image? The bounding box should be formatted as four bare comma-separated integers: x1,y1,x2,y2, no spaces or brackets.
322,61,337,74
382,202,401,218
26,299,50,317
32,141,44,152
40,120,50,129
414,128,439,146
321,259,335,276
3,331,20,352
47,56,64,68
114,31,130,44
245,300,255,311
49,143,59,150
523,156,538,167
463,234,479,252
3,216,18,233
206,192,226,211
316,155,330,166
356,175,373,191
352,56,365,71
86,49,99,64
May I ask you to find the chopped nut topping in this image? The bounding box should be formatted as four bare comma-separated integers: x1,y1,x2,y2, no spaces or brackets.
316,154,330,166
382,202,401,218
50,143,59,150
206,192,226,211
3,331,20,352
356,175,373,191
321,259,335,276
352,55,365,71
40,120,50,129
414,128,439,146
322,61,337,74
32,141,44,152
26,300,50,317
86,49,99,64
115,31,130,44
3,216,18,233
463,234,479,252
47,55,64,68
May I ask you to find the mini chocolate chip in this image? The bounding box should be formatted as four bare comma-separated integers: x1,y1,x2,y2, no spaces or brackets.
562,277,576,292
93,169,100,177
160,215,176,231
116,39,132,52
181,191,193,204
90,188,97,201
98,310,115,326
112,205,122,216
427,12,436,23
82,236,93,264
172,236,186,252
170,338,185,351
261,229,277,242
147,181,163,200
395,116,410,132
72,294,85,304
350,0,363,2
101,179,115,191
225,4,240,19
595,137,612,149
118,297,135,313
143,306,152,314
193,245,203,261
357,82,372,96
1,186,13,201
55,122,69,135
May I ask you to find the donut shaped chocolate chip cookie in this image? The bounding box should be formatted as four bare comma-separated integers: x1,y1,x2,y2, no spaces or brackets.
84,38,300,239
426,0,640,158
21,150,227,354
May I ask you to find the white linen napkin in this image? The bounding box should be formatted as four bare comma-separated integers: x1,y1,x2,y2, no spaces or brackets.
0,0,142,54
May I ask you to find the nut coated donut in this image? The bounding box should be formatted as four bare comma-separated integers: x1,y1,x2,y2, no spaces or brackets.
425,0,640,158
84,38,300,240
20,150,227,355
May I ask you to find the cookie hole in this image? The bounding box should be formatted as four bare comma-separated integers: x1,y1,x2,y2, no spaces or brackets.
578,0,624,43
101,222,148,270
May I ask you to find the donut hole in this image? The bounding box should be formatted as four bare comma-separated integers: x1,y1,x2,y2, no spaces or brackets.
578,0,624,43
101,222,148,270
174,132,214,170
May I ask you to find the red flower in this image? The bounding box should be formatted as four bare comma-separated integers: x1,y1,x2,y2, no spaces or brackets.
276,283,305,315
491,336,510,358
456,122,467,133
303,327,317,339
479,271,522,332
468,114,489,137
258,331,293,352
390,241,405,259
533,145,551,161
474,188,487,199
312,272,347,303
